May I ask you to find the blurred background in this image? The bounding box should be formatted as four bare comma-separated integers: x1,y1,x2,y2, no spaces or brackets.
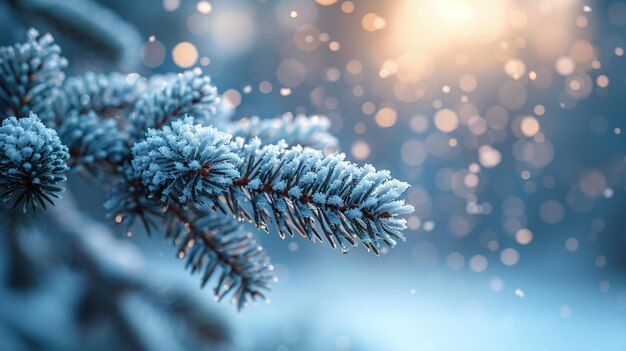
1,0,626,350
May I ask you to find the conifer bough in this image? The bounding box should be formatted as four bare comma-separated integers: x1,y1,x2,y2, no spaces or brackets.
0,30,414,309
0,113,69,211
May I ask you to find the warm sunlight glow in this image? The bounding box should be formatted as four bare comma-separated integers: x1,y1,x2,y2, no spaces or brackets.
389,0,509,55
434,0,474,23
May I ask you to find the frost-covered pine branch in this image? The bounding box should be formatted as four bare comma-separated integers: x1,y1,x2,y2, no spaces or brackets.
107,119,274,309
227,113,338,150
56,72,146,118
0,113,69,211
0,29,414,310
57,111,127,176
0,28,67,124
0,193,235,349
129,70,222,141
229,141,413,255
131,120,412,255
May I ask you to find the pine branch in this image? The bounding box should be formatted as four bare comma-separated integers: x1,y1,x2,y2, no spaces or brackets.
0,113,69,212
132,119,414,255
51,73,146,179
131,118,241,206
104,168,163,233
165,204,274,310
55,72,146,119
106,180,275,309
0,28,68,124
56,112,127,177
104,119,274,308
129,69,221,141
0,30,414,311
46,195,234,349
9,0,142,69
228,140,413,255
227,113,338,150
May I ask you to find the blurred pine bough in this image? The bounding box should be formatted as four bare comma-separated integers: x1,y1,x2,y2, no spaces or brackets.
6,0,142,70
0,6,413,350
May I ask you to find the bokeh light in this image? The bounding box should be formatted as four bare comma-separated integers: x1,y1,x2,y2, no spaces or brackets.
172,41,198,68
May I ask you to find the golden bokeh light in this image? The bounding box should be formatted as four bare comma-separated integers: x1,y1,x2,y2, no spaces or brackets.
222,89,242,108
375,107,397,128
478,145,501,168
341,1,354,13
434,109,458,132
596,75,609,88
520,116,540,137
315,0,338,6
172,42,198,68
361,13,386,32
351,140,371,160
196,1,212,14
504,59,526,79
515,229,533,245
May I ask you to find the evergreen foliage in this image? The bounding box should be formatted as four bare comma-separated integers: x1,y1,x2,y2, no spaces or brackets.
56,72,145,118
0,113,69,211
0,29,414,309
57,111,127,175
132,118,241,206
0,28,67,124
227,113,338,150
225,139,412,255
129,69,221,141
